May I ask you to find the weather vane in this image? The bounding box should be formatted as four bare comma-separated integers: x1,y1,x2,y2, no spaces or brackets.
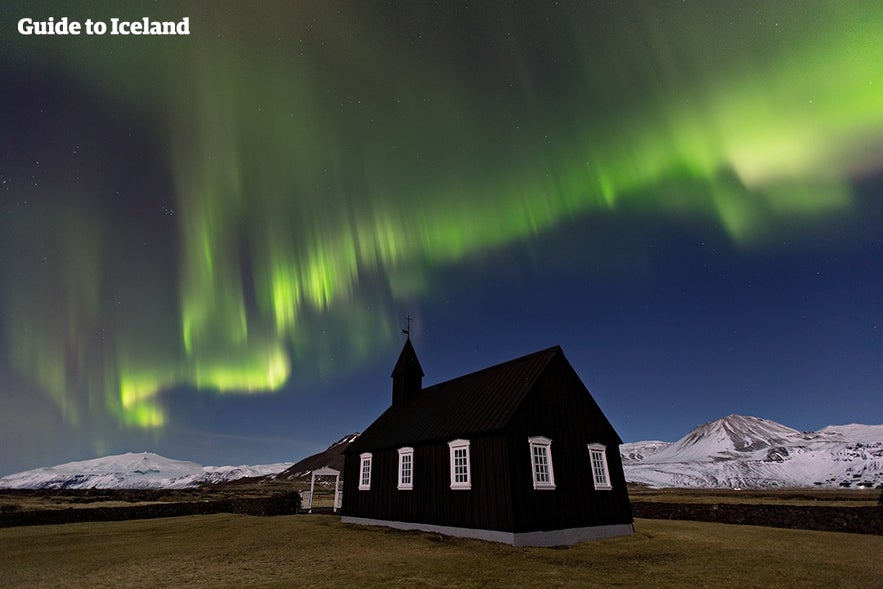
402,314,413,336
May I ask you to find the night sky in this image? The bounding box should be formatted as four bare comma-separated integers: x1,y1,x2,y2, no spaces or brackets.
1,1,881,475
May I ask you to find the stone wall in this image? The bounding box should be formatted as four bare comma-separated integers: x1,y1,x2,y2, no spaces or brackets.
631,501,883,535
0,492,301,528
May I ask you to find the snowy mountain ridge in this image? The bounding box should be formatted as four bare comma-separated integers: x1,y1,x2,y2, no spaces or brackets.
3,417,881,490
622,415,883,489
0,452,293,490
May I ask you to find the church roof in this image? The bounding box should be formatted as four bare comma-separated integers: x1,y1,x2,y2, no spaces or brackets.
347,345,562,453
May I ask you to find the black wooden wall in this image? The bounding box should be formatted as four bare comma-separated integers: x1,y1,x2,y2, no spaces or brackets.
342,433,515,532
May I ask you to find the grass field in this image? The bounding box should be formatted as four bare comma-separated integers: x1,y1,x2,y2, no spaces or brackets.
1,514,881,588
628,487,881,507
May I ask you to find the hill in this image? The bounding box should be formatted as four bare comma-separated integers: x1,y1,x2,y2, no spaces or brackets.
271,433,359,481
0,453,292,490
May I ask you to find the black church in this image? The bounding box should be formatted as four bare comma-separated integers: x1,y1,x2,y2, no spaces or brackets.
341,338,633,546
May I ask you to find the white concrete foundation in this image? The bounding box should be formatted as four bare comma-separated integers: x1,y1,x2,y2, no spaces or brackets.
340,516,634,547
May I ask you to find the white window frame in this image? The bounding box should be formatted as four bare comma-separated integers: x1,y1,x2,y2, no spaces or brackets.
448,439,472,490
358,452,372,491
397,447,414,490
528,436,556,490
588,443,612,490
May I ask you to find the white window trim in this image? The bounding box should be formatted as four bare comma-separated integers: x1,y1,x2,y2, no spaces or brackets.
448,439,472,490
397,447,414,491
588,443,612,490
528,436,556,490
358,452,372,491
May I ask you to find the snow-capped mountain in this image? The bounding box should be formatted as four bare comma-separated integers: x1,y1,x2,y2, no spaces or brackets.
622,415,883,489
0,452,293,490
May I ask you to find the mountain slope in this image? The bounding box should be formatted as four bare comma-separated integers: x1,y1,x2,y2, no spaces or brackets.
0,452,292,490
648,415,801,464
623,415,883,489
620,440,670,462
817,423,883,443
272,433,359,481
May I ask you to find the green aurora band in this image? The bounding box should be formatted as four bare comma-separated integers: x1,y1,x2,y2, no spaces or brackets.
2,1,882,431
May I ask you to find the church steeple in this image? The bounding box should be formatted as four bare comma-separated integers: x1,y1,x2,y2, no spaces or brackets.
391,336,424,406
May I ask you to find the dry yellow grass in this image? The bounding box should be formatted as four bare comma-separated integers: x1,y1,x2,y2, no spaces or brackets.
1,515,880,588
628,487,880,507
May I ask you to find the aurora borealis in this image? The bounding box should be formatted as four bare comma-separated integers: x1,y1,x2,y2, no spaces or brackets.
1,1,881,473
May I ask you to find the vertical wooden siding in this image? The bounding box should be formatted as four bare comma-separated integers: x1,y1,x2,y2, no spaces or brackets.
506,355,633,533
342,434,514,532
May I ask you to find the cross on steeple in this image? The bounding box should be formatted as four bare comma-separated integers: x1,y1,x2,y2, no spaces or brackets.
402,314,413,337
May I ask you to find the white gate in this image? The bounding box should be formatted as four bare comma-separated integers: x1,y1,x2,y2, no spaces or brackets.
305,467,341,513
